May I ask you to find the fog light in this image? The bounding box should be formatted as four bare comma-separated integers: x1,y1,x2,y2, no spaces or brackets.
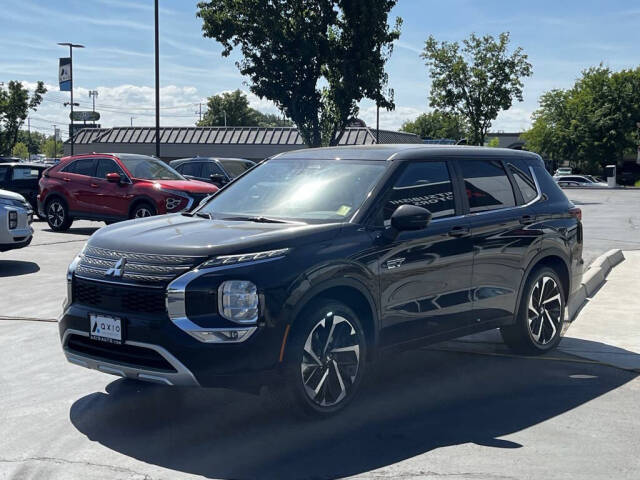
188,327,257,343
218,280,259,323
8,211,17,229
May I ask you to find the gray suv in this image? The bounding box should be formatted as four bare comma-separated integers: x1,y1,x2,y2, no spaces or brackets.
0,189,33,252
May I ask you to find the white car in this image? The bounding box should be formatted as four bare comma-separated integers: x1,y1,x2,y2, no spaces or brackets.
0,189,33,252
554,167,572,176
554,175,607,188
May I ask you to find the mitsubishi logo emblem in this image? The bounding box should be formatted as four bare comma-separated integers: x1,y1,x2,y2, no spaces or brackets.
105,258,126,278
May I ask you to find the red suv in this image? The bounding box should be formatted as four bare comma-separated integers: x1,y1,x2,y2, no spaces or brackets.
38,153,218,231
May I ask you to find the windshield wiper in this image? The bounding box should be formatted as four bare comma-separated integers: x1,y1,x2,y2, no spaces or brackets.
195,211,212,219
223,215,288,224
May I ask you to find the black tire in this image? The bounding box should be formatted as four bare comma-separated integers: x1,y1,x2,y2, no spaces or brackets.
501,266,565,354
272,299,368,418
45,197,73,232
130,202,156,219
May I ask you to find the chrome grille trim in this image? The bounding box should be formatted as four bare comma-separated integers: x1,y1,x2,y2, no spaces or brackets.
77,246,204,284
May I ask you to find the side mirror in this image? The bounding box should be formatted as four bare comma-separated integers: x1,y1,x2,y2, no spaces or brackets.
106,172,121,183
390,204,432,231
209,173,227,184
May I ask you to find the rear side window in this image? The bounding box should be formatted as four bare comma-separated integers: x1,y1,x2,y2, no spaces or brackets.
380,161,455,223
459,159,515,213
0,166,8,180
11,167,40,180
62,159,95,177
508,164,538,203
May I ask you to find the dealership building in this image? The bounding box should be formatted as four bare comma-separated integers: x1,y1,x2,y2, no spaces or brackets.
64,126,422,161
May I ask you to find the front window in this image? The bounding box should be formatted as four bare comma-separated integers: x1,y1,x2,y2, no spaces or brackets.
199,158,387,222
118,154,184,180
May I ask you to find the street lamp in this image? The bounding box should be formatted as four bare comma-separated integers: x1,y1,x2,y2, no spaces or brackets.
154,0,160,158
58,42,84,156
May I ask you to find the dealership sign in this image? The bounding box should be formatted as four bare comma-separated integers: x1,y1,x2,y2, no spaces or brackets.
59,57,71,91
70,111,101,122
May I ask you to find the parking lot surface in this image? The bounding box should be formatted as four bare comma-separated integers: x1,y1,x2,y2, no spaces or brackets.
1,189,639,479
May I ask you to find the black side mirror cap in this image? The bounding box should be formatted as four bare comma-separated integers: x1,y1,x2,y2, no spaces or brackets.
390,204,432,231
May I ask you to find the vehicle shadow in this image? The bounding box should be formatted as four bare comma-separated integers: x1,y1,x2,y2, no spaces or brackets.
69,345,637,480
42,227,100,236
0,260,40,277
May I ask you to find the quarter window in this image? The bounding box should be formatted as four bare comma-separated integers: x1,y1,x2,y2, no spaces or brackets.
459,160,516,213
380,161,455,224
509,164,538,203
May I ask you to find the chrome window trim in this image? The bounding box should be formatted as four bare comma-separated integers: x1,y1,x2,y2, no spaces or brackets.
62,328,200,386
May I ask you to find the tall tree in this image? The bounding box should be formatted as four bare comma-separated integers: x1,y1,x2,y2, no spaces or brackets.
11,142,29,159
0,81,47,155
197,0,401,147
197,89,292,127
523,66,640,173
42,136,63,158
400,111,467,140
421,32,532,146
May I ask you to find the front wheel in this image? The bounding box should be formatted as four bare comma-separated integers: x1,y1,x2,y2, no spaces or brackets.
46,198,73,232
130,202,156,219
274,300,367,418
501,266,565,354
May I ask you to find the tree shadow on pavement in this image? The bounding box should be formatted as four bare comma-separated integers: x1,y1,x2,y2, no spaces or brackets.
69,347,637,480
0,260,40,277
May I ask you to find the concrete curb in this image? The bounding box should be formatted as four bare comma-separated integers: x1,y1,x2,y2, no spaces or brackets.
567,249,625,321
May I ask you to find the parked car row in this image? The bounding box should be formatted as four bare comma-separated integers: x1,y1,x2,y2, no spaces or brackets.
554,174,607,188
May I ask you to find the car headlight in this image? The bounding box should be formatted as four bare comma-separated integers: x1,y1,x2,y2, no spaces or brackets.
200,248,290,268
218,280,259,323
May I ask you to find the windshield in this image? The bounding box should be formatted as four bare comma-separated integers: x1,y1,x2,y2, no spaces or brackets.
219,159,255,178
119,154,184,180
199,159,387,222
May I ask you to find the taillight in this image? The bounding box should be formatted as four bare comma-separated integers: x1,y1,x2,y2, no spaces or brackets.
569,207,582,221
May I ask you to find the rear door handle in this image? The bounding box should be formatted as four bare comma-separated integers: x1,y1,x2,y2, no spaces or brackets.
520,214,536,225
63,177,70,182
448,226,470,238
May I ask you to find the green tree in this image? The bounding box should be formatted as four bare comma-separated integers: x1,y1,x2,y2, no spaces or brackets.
17,129,46,156
11,141,28,159
0,81,47,155
523,66,640,173
400,111,467,140
197,89,292,127
487,137,500,147
42,137,63,158
197,0,401,147
421,32,532,146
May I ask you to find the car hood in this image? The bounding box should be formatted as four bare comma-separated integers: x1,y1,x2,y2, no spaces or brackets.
0,188,27,202
88,214,343,257
140,179,218,193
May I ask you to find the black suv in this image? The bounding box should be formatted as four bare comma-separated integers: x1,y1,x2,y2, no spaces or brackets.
60,145,583,416
170,157,255,188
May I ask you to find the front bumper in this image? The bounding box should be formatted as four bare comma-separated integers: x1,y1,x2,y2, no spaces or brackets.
59,294,284,390
0,205,33,252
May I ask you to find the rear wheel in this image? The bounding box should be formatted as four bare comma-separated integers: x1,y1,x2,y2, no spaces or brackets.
273,300,367,417
501,266,565,354
130,202,156,219
46,198,73,232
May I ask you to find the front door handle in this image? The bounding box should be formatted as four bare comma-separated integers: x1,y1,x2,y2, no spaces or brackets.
520,214,536,225
448,226,470,238
90,183,99,188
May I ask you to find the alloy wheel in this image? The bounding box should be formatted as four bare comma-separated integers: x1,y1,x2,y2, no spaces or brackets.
48,201,65,228
300,313,361,407
527,276,562,345
134,207,152,218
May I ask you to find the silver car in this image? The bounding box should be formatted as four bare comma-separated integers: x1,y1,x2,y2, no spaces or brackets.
0,188,33,252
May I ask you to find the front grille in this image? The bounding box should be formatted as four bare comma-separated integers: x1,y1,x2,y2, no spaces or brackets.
76,246,204,285
66,335,176,372
74,277,166,314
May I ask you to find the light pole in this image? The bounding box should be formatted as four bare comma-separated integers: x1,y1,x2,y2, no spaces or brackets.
130,116,135,127
89,90,98,123
154,0,160,158
58,42,84,156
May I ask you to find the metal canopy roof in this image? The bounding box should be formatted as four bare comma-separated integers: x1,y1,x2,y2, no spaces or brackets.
66,126,421,146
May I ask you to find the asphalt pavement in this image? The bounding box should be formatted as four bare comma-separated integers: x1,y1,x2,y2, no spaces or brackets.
1,189,639,479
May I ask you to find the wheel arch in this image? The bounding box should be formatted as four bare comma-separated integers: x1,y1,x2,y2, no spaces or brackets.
128,195,158,218
287,277,379,361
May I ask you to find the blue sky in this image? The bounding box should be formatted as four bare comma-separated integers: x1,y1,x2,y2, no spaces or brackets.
2,0,639,140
